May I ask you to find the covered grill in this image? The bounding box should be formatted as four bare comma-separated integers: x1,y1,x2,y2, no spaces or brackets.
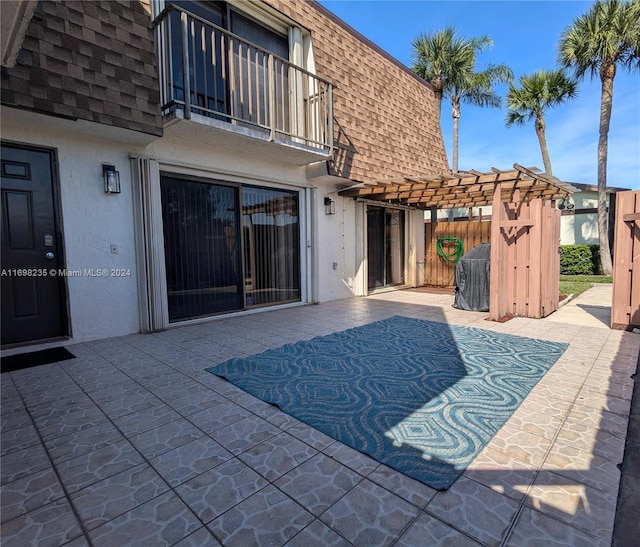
453,243,491,312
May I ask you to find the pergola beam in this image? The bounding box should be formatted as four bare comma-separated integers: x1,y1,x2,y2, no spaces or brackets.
338,164,577,210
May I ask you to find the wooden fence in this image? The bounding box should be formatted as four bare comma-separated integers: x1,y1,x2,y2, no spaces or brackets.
489,197,560,320
424,218,491,287
612,190,640,330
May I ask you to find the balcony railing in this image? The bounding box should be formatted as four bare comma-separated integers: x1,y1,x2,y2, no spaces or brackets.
153,5,333,154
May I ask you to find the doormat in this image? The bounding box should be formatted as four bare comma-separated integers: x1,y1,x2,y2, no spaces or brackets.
207,316,567,490
1,347,75,374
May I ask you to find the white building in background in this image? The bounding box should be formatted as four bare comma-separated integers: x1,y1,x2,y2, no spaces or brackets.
557,183,630,246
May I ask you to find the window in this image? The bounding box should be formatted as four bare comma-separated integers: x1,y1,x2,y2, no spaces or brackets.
167,2,228,116
230,10,289,130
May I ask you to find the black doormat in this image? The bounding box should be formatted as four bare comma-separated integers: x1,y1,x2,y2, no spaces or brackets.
1,347,75,374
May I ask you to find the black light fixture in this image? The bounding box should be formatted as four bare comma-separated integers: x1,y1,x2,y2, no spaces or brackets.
558,197,575,211
103,164,121,194
324,197,335,215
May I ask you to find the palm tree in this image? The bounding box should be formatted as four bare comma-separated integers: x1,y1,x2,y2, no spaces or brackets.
559,0,640,275
448,62,513,173
412,27,477,122
505,70,578,175
412,28,512,172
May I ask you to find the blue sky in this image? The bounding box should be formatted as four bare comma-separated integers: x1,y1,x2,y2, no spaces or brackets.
319,0,640,190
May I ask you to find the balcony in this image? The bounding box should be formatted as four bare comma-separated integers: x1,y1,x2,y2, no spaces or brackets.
153,4,334,165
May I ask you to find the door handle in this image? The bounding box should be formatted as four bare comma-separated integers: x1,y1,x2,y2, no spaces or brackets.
45,252,55,260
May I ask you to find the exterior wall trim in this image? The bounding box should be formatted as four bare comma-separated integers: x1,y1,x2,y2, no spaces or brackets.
131,153,314,190
1,0,38,67
131,157,169,332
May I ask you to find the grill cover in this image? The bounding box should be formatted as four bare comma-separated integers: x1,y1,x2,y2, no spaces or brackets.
453,243,490,311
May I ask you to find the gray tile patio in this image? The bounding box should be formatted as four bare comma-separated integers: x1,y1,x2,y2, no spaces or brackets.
1,288,639,546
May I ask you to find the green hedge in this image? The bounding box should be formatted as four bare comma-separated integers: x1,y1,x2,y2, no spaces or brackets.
560,244,602,275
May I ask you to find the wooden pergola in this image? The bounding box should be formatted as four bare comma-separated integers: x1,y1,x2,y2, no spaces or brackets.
338,164,575,209
338,164,578,321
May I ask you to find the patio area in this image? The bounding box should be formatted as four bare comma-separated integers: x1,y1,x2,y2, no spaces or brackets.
1,288,638,546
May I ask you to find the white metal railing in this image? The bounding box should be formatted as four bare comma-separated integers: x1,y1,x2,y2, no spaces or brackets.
153,4,333,153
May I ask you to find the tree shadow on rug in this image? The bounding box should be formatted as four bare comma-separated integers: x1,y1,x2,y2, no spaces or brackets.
207,316,568,490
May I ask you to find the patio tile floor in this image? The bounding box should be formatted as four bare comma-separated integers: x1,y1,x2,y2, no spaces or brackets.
1,289,639,546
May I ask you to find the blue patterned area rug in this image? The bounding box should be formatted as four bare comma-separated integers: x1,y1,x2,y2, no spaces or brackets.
207,316,567,490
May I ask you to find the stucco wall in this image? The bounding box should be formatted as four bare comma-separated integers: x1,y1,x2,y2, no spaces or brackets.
2,105,365,341
560,214,599,245
314,191,359,301
2,112,143,342
561,190,611,245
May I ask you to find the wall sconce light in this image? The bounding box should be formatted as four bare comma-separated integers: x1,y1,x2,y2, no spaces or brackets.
324,197,335,215
103,164,121,194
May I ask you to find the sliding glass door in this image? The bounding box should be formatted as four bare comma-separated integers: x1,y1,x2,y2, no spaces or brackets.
161,175,243,320
367,206,405,292
242,186,300,307
161,173,300,322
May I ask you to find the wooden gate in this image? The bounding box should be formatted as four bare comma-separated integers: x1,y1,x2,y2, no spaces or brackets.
612,190,640,330
424,218,491,287
489,196,560,320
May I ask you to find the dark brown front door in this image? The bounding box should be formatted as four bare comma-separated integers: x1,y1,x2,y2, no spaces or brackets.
1,143,67,345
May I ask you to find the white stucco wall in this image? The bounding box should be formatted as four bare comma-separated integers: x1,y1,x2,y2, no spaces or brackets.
2,109,145,342
560,190,609,245
314,189,358,301
144,136,309,188
560,213,599,245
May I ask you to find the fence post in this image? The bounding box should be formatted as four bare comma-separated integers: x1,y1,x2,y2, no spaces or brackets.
268,54,275,141
327,84,334,153
180,11,191,120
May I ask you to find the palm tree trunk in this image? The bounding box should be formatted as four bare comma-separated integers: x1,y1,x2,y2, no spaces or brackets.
433,77,443,123
452,101,460,173
534,114,552,175
598,69,614,276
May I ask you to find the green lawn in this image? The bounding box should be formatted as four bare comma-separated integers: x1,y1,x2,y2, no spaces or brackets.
559,275,612,299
